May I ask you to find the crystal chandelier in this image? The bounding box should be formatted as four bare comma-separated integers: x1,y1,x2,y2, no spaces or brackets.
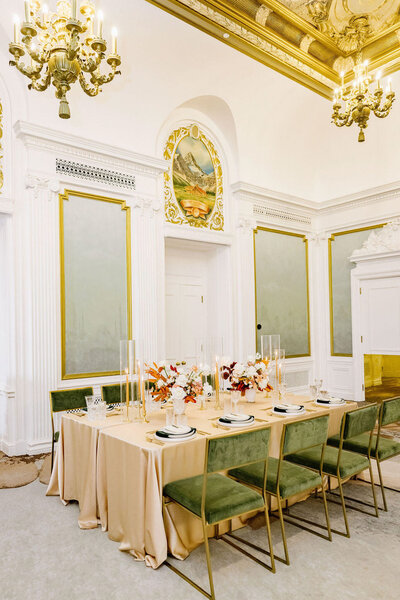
332,55,395,142
9,1,121,119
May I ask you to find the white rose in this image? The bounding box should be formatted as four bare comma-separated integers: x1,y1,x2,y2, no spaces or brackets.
247,366,257,377
171,386,186,402
255,353,261,360
258,379,268,390
176,374,187,387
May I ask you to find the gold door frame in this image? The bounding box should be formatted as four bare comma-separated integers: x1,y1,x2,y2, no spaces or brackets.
253,227,311,358
59,189,132,379
328,224,385,357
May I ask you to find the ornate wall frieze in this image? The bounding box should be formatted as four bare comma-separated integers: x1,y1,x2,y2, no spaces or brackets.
56,159,136,190
352,218,400,256
253,202,312,226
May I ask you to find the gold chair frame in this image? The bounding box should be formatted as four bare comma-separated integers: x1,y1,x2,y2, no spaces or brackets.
317,406,380,537
228,417,332,567
162,427,275,600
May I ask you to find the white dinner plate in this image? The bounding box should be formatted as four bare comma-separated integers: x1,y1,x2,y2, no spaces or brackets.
272,407,306,416
315,398,345,407
217,417,255,427
154,431,197,442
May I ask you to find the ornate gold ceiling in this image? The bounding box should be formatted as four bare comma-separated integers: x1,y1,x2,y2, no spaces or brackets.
146,0,400,98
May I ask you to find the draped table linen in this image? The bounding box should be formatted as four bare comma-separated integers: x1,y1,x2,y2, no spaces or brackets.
47,394,355,567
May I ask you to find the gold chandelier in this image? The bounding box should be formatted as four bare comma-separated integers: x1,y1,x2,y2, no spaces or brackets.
9,1,121,119
332,55,395,142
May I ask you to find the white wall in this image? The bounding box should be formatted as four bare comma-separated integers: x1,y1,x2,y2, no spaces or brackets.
1,0,400,453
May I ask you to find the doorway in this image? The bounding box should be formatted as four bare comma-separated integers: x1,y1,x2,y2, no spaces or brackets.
164,238,231,363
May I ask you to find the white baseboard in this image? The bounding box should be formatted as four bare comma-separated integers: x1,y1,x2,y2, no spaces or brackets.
26,440,52,455
0,439,28,456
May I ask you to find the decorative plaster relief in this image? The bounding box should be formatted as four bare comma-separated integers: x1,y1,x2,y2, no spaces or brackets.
352,218,400,256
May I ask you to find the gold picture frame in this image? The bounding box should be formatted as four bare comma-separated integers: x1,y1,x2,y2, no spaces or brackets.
164,123,224,230
254,227,311,358
59,189,132,379
328,223,385,357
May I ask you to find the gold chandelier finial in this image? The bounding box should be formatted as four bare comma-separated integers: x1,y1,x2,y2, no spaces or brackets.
9,1,121,119
331,50,395,142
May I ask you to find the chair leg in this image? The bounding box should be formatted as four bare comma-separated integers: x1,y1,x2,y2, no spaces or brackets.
264,503,276,573
276,494,290,565
368,459,379,518
376,459,388,512
51,439,54,471
202,519,216,600
337,478,350,538
320,482,332,541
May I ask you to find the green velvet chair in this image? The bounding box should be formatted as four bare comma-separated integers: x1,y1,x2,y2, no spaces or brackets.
101,382,138,405
163,427,275,600
49,386,93,470
285,404,379,537
327,397,400,511
228,414,331,566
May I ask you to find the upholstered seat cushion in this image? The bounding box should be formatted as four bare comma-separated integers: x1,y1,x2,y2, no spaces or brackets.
229,457,322,499
327,433,400,461
285,446,369,479
163,473,264,524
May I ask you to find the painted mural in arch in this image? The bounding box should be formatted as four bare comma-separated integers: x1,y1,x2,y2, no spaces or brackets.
164,123,224,230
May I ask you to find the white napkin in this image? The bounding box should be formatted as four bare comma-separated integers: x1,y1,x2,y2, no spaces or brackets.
224,413,251,421
274,404,303,412
163,424,192,435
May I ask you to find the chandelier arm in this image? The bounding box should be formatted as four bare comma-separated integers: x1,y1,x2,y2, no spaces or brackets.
78,52,102,73
91,66,118,86
78,72,99,97
12,57,44,80
29,68,51,91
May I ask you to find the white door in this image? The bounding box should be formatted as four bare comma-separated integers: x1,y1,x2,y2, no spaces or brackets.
360,277,400,355
165,276,206,363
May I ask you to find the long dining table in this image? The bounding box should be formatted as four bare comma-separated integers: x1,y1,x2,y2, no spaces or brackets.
47,393,356,568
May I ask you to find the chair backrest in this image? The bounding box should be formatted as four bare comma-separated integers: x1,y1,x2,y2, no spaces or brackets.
282,414,329,456
206,427,271,474
101,383,138,405
342,404,378,440
381,397,400,427
50,387,94,414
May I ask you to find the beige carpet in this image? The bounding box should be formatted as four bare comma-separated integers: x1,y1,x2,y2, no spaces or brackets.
0,452,51,489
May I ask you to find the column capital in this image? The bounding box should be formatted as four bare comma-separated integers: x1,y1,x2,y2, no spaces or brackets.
236,216,257,235
130,193,161,217
25,172,60,199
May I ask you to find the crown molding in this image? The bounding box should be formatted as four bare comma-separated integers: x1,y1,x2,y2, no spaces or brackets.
233,180,400,222
14,121,168,177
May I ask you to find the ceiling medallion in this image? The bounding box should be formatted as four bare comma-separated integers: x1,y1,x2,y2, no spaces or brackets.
332,54,395,142
9,1,121,119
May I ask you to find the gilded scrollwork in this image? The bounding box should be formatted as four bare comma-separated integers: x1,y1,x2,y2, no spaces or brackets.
163,124,224,231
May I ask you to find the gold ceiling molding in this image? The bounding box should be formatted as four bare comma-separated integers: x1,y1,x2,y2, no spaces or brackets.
146,0,400,98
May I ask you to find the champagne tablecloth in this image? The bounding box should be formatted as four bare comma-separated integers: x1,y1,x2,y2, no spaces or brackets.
47,394,355,568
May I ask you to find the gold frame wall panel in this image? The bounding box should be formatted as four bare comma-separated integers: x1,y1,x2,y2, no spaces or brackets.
0,100,3,194
59,189,132,380
164,123,224,230
254,227,311,358
328,224,385,357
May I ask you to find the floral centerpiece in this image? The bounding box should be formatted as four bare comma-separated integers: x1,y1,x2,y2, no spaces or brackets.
221,354,272,399
146,362,211,413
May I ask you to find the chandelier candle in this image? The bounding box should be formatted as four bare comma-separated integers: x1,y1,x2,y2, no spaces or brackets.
9,1,121,119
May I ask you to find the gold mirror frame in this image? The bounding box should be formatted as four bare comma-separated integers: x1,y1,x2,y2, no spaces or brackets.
163,124,224,230
59,189,132,379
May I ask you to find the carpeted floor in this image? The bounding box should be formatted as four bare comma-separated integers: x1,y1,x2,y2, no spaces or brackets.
0,478,399,600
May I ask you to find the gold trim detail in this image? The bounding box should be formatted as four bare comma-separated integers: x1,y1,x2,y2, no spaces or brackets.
0,100,3,194
59,189,132,380
254,227,311,358
328,224,385,357
163,124,224,230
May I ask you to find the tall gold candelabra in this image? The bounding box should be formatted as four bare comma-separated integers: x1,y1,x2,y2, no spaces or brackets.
332,56,395,142
9,1,121,119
